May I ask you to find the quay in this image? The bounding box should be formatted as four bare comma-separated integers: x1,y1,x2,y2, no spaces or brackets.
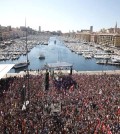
96,60,120,66
2,69,120,79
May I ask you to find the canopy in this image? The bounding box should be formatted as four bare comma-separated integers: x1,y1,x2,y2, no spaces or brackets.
0,64,14,79
46,61,72,69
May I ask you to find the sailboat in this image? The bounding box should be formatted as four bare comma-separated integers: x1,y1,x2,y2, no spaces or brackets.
13,61,29,69
14,19,30,69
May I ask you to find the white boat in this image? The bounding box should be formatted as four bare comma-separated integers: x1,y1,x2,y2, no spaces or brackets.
94,54,111,59
43,41,48,45
111,55,120,63
14,19,30,69
76,51,82,55
39,54,45,60
13,61,29,69
96,59,120,66
83,53,93,59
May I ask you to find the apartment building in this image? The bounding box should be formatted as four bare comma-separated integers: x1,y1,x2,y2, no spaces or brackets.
97,33,120,47
75,32,91,42
113,34,120,47
0,25,2,41
90,34,97,43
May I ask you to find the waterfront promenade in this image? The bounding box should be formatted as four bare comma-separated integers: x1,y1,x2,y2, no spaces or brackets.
2,69,120,78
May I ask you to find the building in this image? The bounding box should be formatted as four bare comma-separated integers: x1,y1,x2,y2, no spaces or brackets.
114,22,117,33
7,26,12,31
0,25,3,41
90,33,97,43
90,26,93,33
75,32,91,42
39,26,41,32
97,33,120,47
113,34,120,47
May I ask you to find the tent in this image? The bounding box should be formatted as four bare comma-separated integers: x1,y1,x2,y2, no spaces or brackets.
45,61,73,75
0,64,14,79
46,61,72,69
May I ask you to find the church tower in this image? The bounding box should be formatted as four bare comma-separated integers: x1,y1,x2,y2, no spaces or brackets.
114,22,117,33
0,25,3,41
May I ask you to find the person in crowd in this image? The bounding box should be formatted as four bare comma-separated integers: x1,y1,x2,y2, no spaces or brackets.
0,72,119,133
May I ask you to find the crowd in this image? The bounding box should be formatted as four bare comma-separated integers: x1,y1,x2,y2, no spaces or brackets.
53,74,77,90
0,72,120,134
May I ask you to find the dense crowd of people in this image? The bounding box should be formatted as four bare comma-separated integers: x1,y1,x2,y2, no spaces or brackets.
0,72,120,133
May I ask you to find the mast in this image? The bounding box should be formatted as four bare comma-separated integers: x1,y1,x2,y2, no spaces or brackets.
25,18,30,106
25,18,29,63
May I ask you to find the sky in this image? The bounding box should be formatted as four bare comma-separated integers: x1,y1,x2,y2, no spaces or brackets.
0,0,120,32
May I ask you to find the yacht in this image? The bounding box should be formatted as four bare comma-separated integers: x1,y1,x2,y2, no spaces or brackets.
83,53,93,59
13,61,29,69
111,55,120,63
94,54,111,59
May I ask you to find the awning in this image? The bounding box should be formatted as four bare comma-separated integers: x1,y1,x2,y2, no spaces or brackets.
46,61,72,69
0,64,14,79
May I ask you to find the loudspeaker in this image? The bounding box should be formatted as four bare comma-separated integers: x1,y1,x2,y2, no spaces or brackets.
70,67,72,75
45,72,49,90
21,87,26,104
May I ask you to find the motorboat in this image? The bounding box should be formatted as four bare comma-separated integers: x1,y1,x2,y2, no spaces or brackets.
83,53,93,59
94,54,111,59
13,61,29,69
39,54,45,60
111,55,120,63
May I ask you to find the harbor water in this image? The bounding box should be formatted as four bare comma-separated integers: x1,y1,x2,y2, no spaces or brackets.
1,37,120,73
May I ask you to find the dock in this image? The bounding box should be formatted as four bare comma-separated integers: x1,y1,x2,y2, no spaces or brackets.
96,60,120,66
2,69,120,79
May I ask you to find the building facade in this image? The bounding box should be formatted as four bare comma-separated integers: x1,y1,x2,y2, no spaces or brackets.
90,34,97,43
113,35,120,47
75,32,91,42
97,33,120,47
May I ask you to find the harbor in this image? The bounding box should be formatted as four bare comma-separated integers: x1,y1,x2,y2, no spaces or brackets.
0,35,120,73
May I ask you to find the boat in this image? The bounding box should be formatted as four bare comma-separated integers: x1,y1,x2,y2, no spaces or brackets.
111,55,120,63
83,53,93,59
54,40,56,44
94,54,111,59
13,19,30,69
76,51,82,55
13,61,29,69
96,59,120,66
39,54,45,60
43,41,48,45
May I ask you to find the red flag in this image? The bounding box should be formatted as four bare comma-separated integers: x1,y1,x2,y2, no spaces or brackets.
69,85,74,93
94,119,101,134
117,108,120,115
106,125,112,134
102,123,106,132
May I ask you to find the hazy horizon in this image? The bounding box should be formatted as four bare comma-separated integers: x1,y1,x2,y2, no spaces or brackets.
0,0,120,32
